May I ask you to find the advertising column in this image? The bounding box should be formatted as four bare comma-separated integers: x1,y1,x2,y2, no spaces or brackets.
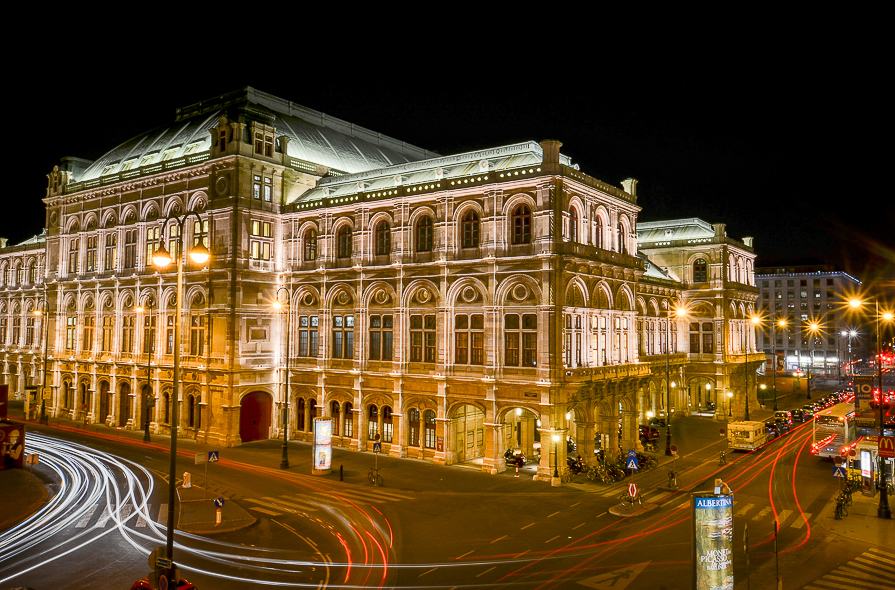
692,492,734,590
312,417,332,475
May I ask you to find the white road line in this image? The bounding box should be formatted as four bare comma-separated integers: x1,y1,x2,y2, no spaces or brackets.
545,535,559,543
476,566,496,578
521,523,535,530
157,503,168,525
75,504,98,528
418,568,438,577
135,505,151,528
264,497,319,512
514,549,530,559
735,503,754,517
94,507,113,528
752,507,771,521
457,550,475,559
547,511,560,518
491,535,508,544
777,509,792,527
790,513,811,528
573,522,586,530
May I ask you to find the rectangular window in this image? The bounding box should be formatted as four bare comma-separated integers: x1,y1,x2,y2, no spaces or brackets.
250,220,273,261
190,314,205,356
12,317,21,346
193,220,210,248
104,233,117,271
253,175,261,200
66,316,76,350
0,318,6,344
121,316,134,354
86,236,97,272
69,238,79,273
124,230,137,269
504,313,537,367
369,315,394,360
298,315,319,357
83,316,94,351
143,314,156,354
25,316,34,346
166,315,175,355
455,314,484,365
263,178,272,202
146,226,160,266
332,315,354,359
410,315,436,362
101,316,114,352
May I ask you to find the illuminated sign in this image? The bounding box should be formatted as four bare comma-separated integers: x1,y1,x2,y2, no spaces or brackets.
313,418,332,474
692,493,734,590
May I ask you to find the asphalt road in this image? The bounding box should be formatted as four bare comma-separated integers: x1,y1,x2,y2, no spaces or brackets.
2,385,891,590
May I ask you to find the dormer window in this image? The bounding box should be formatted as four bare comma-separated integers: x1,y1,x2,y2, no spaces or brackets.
184,142,202,155
254,131,274,157
162,148,179,161
139,153,157,167
101,164,117,176
120,159,138,172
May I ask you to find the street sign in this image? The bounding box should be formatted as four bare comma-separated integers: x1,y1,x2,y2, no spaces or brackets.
194,452,206,465
214,497,225,508
626,456,639,470
670,444,678,453
832,465,847,478
208,450,220,462
879,436,895,459
156,556,172,569
372,441,382,453
628,483,638,498
25,453,39,465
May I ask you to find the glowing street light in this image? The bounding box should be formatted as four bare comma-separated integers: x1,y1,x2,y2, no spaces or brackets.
33,301,49,425
805,321,822,401
152,210,211,577
273,287,293,470
665,302,689,456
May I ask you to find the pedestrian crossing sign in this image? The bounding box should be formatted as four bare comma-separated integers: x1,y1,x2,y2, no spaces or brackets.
208,451,219,462
832,465,847,478
626,457,639,470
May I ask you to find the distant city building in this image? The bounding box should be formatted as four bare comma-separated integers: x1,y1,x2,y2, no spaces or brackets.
755,266,862,377
0,87,762,478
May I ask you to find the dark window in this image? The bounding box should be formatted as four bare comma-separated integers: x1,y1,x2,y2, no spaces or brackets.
332,315,354,359
408,408,420,447
369,315,394,360
569,208,578,242
417,217,434,252
693,259,707,283
337,226,352,259
424,410,436,449
298,315,319,357
461,211,479,249
505,313,537,366
376,221,391,256
512,205,531,244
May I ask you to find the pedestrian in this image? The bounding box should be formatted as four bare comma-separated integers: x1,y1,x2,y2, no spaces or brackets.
339,464,344,481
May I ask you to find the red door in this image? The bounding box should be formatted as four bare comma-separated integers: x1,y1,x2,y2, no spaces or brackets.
240,391,271,443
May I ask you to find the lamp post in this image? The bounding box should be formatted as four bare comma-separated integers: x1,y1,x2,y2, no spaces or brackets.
744,315,761,421
137,301,154,443
772,318,787,411
552,433,560,478
151,210,210,570
273,286,292,470
806,321,821,401
34,300,49,425
727,390,733,417
849,297,892,520
665,303,687,456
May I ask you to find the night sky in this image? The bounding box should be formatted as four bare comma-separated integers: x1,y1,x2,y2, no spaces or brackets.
9,60,891,291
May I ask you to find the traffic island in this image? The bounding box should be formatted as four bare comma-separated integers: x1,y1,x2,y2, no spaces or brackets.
176,485,256,534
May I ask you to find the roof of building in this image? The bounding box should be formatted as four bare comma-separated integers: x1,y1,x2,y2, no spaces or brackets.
636,218,717,243
291,141,570,205
75,87,441,182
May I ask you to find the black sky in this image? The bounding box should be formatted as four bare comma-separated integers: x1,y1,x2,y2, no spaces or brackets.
8,41,892,289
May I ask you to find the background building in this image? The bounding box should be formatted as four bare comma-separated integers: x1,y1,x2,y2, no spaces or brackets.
755,266,862,378
0,87,760,478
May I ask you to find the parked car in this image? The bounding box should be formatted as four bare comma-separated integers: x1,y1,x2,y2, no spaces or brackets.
764,421,780,439
800,404,815,417
504,448,526,466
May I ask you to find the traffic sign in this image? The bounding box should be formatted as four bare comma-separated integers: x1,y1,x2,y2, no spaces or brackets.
626,456,639,470
880,436,895,459
156,556,172,569
208,450,220,462
627,449,637,457
214,497,225,508
832,465,847,478
372,442,382,453
194,452,206,465
670,444,678,453
628,483,638,498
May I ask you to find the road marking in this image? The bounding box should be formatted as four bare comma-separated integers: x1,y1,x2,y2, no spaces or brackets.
521,523,536,530
418,568,438,577
157,503,168,525
491,535,508,543
75,504,98,528
547,511,560,518
790,513,811,528
804,549,895,589
514,549,531,559
457,550,475,559
135,504,152,528
94,507,113,528
262,496,319,513
573,522,586,530
545,535,560,543
752,507,772,521
476,567,496,578
735,503,754,517
570,501,582,507
777,509,792,527
596,511,607,517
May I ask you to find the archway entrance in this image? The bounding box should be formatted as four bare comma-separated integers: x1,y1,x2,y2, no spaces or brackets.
118,383,130,426
452,404,484,463
501,407,540,463
240,391,272,443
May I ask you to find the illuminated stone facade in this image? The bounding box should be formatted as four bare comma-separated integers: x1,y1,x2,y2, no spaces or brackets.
0,87,760,478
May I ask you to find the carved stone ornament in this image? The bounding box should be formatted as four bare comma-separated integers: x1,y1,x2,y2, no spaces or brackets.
511,283,529,302
337,291,351,306
215,175,229,196
302,293,316,306
374,290,390,305
416,288,431,304
460,286,478,304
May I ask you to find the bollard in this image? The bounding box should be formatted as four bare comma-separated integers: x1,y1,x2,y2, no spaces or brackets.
183,472,192,488
340,464,344,481
515,465,519,477
216,508,222,526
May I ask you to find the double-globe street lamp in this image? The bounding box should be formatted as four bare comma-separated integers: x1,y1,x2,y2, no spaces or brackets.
272,287,293,470
805,320,822,401
772,317,787,411
665,302,688,456
136,300,155,443
151,210,210,575
849,297,893,520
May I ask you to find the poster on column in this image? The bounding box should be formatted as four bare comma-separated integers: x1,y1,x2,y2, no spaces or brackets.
312,417,332,475
692,492,734,590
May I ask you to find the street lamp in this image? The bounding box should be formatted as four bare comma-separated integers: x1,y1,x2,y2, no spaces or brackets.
805,321,821,401
136,301,154,443
151,210,211,572
849,297,893,520
727,390,733,417
34,301,49,425
552,432,560,478
665,302,688,456
273,287,293,470
772,318,787,411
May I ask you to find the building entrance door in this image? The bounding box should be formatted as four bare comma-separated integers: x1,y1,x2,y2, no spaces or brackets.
240,391,272,443
452,404,484,463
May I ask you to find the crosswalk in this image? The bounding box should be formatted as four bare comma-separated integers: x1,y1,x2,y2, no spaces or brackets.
803,548,895,590
74,503,162,529
242,487,416,516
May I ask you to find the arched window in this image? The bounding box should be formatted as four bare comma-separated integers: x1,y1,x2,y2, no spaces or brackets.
512,205,531,245
424,409,436,449
375,221,391,256
163,392,170,423
408,408,420,447
617,223,626,254
368,404,379,440
309,398,317,432
337,226,352,259
331,401,341,436
344,402,354,438
304,230,317,261
461,211,479,249
416,216,434,252
187,395,196,428
693,259,708,283
569,208,578,242
382,406,393,443
595,215,604,249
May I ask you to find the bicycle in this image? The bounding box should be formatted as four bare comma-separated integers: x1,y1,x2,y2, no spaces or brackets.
719,450,727,466
667,469,679,489
618,492,642,507
368,467,383,487
560,470,573,484
834,497,848,520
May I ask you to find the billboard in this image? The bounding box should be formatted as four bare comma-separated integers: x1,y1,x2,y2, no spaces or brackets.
692,493,734,590
853,375,876,428
312,417,332,475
